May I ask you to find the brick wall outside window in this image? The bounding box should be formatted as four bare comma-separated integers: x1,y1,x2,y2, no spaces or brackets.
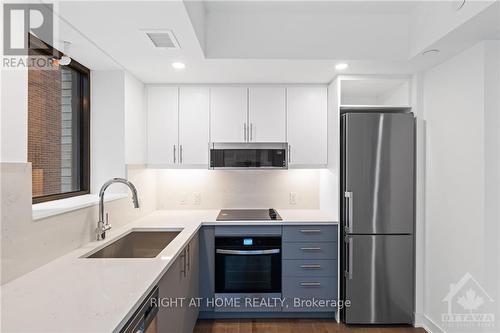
28,67,62,197
28,65,76,197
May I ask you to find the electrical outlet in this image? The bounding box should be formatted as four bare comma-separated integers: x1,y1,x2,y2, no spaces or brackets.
180,192,188,205
289,192,297,205
193,192,201,205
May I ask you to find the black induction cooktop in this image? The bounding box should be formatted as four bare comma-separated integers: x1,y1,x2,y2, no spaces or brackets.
216,209,282,221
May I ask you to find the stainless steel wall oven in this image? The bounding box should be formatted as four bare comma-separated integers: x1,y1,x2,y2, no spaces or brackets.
215,236,282,295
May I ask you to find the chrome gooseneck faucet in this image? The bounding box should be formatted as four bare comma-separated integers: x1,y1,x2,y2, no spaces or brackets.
97,178,140,241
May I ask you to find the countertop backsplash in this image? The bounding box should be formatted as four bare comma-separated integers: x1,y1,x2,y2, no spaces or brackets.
155,169,321,210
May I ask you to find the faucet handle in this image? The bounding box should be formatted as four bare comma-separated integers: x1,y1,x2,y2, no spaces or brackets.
104,213,112,231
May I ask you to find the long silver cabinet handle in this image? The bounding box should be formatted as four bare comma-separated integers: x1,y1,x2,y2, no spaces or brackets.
300,264,321,269
187,244,190,270
244,123,247,141
180,250,186,277
216,249,280,255
180,145,183,164
288,144,291,163
300,247,321,251
300,229,321,233
300,282,321,287
345,236,353,280
250,123,253,141
173,145,176,164
345,191,353,233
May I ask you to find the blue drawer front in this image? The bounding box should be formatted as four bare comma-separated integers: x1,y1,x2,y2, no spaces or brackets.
282,277,338,312
283,259,337,277
214,226,282,236
283,242,337,260
283,225,338,243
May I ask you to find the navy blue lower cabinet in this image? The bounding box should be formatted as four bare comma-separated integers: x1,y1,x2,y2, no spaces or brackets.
282,277,338,312
281,224,338,314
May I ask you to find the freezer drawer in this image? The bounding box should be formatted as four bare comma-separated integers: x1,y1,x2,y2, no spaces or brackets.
344,235,414,324
342,113,415,234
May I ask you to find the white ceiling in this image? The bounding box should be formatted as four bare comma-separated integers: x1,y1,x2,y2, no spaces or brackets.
55,0,499,84
203,1,417,15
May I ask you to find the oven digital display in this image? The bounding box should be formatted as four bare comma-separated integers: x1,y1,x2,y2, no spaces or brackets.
243,238,253,246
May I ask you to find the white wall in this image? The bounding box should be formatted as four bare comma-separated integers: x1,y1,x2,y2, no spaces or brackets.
421,41,499,332
124,72,146,165
376,81,410,106
319,78,340,219
91,71,126,193
0,69,27,162
156,169,320,210
483,41,500,332
0,3,27,163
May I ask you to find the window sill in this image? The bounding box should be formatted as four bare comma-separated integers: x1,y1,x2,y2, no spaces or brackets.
32,193,128,221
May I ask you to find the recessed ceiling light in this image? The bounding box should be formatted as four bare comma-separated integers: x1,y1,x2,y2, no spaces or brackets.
172,62,186,70
335,63,349,70
422,49,440,56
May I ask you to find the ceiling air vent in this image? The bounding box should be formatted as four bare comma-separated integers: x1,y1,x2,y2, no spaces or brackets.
145,30,180,49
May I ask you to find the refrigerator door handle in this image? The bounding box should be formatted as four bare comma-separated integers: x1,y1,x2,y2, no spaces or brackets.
345,236,353,280
345,191,353,233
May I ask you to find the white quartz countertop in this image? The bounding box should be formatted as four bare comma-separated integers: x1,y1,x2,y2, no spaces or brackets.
0,209,337,333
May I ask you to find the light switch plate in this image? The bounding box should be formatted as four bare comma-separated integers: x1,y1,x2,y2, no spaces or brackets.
180,192,187,205
289,192,297,205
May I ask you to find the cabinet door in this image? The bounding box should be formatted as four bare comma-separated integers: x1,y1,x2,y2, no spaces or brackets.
147,86,178,165
157,252,184,333
183,235,199,332
287,87,327,166
210,87,248,142
179,87,209,165
198,227,215,312
248,87,286,142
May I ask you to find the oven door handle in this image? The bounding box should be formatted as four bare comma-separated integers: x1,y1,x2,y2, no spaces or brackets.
216,249,280,255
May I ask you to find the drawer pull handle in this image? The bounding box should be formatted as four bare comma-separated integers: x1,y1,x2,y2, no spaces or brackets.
300,264,321,269
301,247,321,251
300,229,321,233
300,282,321,287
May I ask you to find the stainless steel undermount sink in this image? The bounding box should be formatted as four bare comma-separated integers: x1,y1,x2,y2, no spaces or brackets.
85,230,181,258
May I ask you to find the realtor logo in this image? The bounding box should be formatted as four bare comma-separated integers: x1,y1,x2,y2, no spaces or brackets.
442,272,495,329
3,3,53,55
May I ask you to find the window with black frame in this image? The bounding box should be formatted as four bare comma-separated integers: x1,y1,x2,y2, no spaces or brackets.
28,34,90,204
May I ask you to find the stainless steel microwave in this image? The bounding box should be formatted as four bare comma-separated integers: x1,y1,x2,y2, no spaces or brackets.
209,142,288,169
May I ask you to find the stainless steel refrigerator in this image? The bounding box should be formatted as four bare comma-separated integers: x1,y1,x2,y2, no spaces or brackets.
341,112,415,324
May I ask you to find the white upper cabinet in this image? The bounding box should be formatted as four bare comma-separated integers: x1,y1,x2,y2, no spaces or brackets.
147,86,178,166
210,87,248,142
287,87,327,166
147,85,328,168
248,87,286,142
179,87,209,166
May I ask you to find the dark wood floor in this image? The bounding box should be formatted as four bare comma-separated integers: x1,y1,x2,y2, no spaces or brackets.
193,319,427,333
